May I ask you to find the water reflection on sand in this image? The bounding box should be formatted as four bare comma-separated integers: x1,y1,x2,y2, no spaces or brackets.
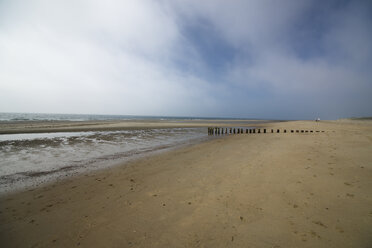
0,128,208,194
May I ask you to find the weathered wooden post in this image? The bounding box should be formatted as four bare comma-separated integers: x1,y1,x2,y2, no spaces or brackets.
277,129,280,133
296,130,299,133
310,130,313,133
264,129,266,133
229,128,232,134
284,129,286,133
301,130,304,133
240,128,243,134
258,129,261,133
237,128,240,134
291,130,294,133
253,129,256,133
271,129,274,133
249,129,252,134
305,130,308,133
233,128,236,134
246,129,248,134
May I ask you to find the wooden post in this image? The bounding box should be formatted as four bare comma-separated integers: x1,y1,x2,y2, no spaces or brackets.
241,128,243,134
291,130,294,133
264,129,266,133
301,130,304,133
305,130,308,133
233,128,236,134
271,129,274,133
237,128,240,134
310,130,313,133
284,129,286,133
249,129,252,134
277,129,280,133
258,129,260,133
230,128,232,134
246,129,248,134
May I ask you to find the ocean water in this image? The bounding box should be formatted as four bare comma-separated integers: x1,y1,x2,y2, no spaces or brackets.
0,127,209,194
0,112,243,122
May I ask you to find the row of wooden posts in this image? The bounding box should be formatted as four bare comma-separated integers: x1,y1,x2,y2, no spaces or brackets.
208,127,325,135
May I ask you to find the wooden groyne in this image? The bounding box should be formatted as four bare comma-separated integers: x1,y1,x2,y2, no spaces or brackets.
208,127,326,135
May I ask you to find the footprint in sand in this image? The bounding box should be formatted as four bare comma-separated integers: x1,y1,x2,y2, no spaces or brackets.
310,230,321,239
313,220,327,228
335,226,344,233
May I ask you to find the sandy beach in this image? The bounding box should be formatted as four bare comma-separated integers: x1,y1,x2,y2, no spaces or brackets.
0,120,371,247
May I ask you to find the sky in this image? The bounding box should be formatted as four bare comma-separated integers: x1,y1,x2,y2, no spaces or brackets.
0,0,371,120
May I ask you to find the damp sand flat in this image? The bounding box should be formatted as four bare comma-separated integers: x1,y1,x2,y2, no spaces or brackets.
0,119,270,134
0,120,372,247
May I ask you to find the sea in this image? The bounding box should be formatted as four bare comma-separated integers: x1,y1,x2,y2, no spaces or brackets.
0,113,247,194
0,112,237,122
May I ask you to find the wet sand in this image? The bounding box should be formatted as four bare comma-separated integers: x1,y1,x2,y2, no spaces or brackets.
0,120,371,247
0,119,270,134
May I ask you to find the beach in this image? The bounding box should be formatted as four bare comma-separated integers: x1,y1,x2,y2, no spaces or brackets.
0,120,371,247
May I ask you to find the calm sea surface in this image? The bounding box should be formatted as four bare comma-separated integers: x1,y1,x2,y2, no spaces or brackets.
0,112,245,122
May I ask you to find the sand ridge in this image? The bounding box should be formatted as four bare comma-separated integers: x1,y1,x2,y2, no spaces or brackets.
0,120,371,247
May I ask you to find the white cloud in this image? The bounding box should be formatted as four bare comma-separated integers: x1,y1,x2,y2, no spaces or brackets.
0,0,217,116
0,0,371,119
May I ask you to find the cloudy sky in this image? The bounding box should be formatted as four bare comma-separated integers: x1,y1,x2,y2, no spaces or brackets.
0,0,371,119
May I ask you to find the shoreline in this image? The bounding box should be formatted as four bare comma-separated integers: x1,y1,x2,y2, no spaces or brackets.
1,120,371,247
0,119,276,134
0,132,213,197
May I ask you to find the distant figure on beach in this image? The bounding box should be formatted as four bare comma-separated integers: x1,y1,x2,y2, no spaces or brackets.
316,118,320,122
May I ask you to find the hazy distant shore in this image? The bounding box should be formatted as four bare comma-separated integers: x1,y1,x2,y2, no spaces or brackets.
0,120,371,247
0,119,276,134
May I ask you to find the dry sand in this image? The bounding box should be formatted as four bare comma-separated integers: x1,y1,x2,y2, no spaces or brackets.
0,120,371,247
